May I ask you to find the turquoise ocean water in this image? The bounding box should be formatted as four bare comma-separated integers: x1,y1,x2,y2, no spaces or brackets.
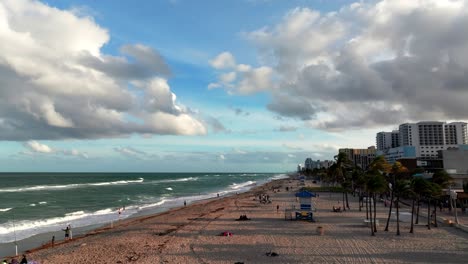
0,172,286,245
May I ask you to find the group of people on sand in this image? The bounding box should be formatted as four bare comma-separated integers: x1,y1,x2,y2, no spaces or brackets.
2,254,30,264
258,194,271,204
237,214,250,221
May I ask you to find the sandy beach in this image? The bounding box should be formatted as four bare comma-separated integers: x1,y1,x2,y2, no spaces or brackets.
7,177,468,264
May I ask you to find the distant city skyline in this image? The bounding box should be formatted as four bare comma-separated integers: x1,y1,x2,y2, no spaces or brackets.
0,0,467,172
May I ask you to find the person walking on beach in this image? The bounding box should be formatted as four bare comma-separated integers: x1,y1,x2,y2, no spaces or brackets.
277,204,279,213
184,200,186,206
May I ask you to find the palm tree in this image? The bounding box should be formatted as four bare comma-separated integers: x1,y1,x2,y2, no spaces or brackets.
393,180,411,235
420,181,439,230
366,173,387,235
432,170,453,189
334,152,354,211
431,170,452,226
384,162,409,232
353,169,366,212
430,183,442,228
366,156,390,234
409,177,428,234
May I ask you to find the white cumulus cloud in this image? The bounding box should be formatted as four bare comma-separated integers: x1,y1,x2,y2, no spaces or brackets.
0,0,205,140
210,0,468,130
24,141,53,153
209,51,236,69
208,53,276,95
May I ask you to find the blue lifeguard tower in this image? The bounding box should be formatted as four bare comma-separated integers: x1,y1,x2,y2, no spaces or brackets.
294,190,316,221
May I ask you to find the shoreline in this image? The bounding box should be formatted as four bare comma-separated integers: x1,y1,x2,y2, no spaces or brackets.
6,176,468,263
1,175,290,259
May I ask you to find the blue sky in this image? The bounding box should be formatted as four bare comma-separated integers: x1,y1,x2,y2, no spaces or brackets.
0,0,467,172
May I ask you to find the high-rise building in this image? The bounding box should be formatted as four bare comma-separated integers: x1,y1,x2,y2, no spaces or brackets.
445,122,468,147
378,121,468,163
304,158,315,170
398,121,468,159
376,130,400,150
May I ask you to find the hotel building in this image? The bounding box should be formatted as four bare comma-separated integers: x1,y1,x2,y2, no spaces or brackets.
377,121,468,163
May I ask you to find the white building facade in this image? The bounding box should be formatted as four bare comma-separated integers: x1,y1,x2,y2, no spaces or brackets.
376,121,467,163
398,121,468,159
376,130,400,150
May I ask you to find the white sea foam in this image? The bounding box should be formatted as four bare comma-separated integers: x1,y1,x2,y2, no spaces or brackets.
166,187,173,191
91,178,144,186
95,208,113,215
0,207,134,243
271,173,288,180
138,199,167,210
65,211,85,217
229,181,256,190
166,177,198,182
0,178,145,193
39,201,47,205
0,208,12,212
29,203,36,207
150,177,199,184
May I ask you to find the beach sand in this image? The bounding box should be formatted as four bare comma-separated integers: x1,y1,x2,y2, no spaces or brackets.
9,178,468,263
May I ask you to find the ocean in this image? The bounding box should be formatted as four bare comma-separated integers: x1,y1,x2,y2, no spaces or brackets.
0,172,286,246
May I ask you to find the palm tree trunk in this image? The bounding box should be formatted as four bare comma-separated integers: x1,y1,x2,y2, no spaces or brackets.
427,198,431,230
416,199,420,224
373,194,378,233
359,191,362,212
366,195,369,220
410,198,415,234
370,193,374,236
433,202,438,227
345,192,350,209
396,196,400,235
342,192,346,212
385,189,394,231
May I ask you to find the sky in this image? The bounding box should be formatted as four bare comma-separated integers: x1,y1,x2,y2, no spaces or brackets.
0,0,467,172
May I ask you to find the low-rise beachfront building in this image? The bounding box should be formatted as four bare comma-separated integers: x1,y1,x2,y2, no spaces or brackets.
303,158,334,170
339,146,376,170
376,146,417,164
439,145,468,189
319,160,334,169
